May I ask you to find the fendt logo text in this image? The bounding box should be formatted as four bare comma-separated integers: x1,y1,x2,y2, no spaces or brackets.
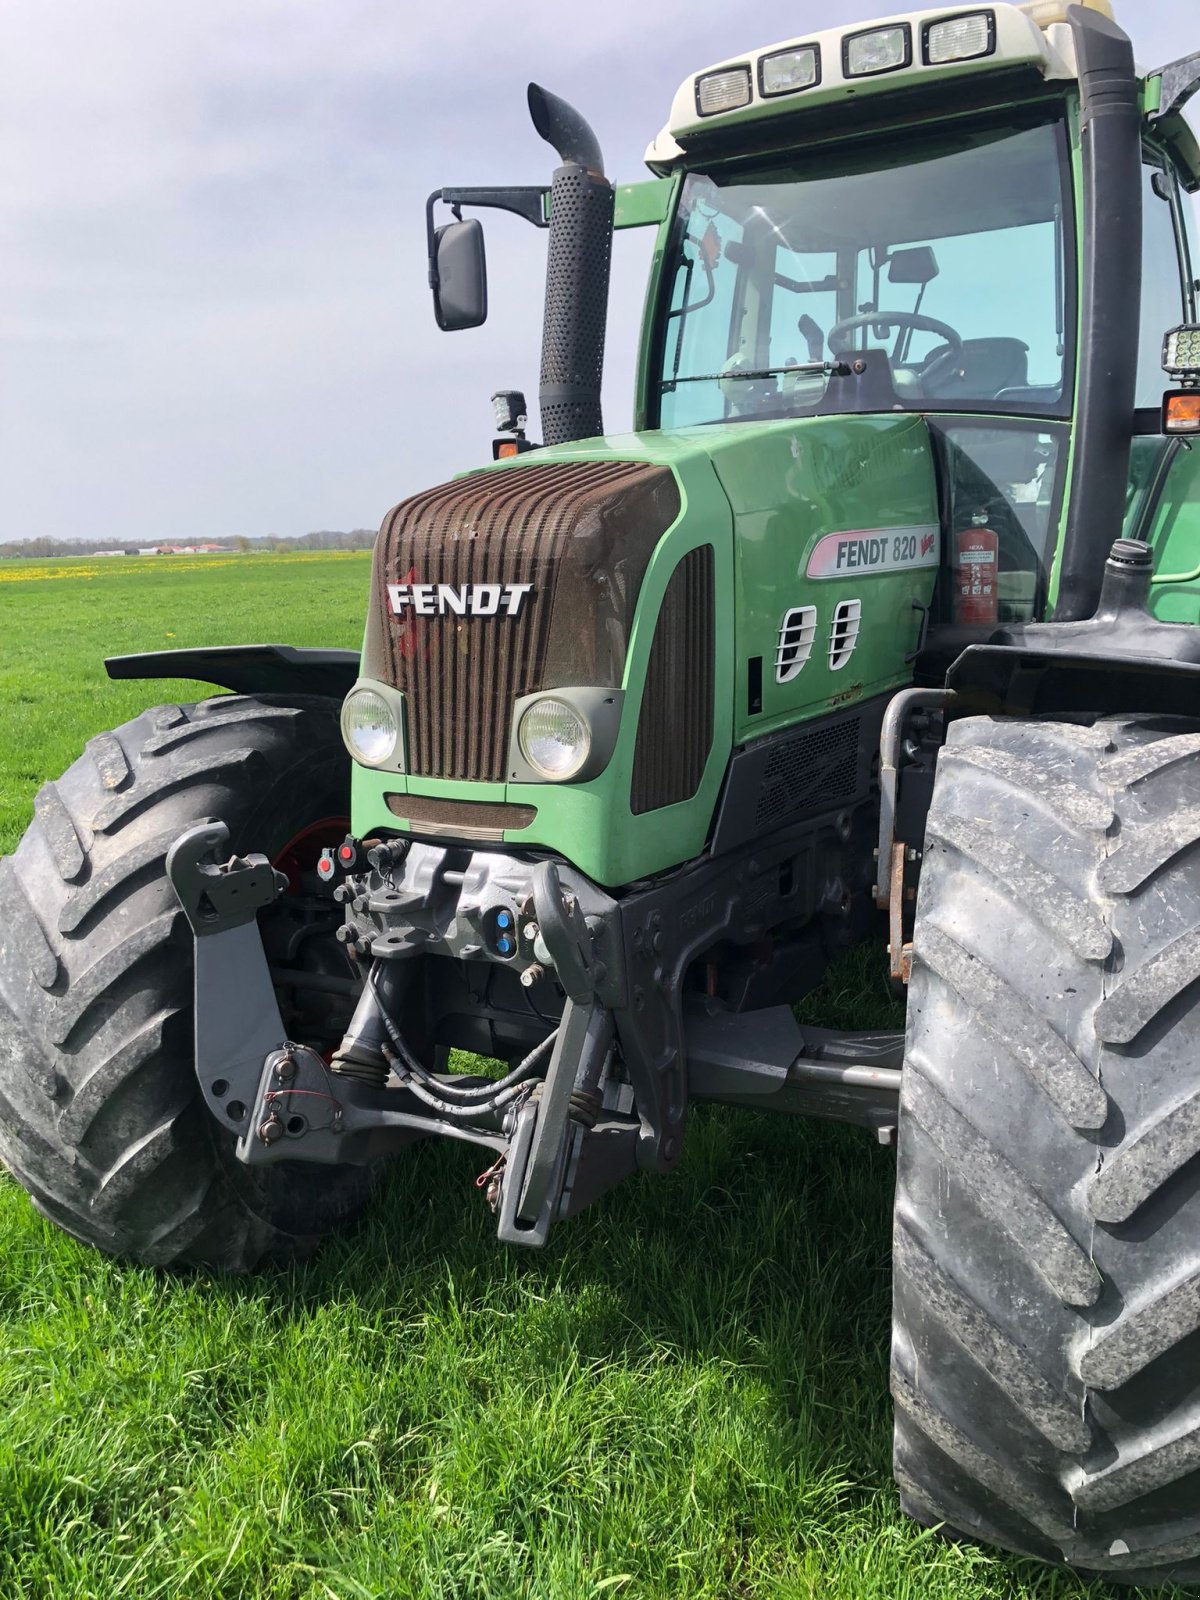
386,582,533,617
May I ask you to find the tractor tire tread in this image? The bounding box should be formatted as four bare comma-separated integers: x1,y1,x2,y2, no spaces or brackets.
893,711,1200,1583
0,694,368,1270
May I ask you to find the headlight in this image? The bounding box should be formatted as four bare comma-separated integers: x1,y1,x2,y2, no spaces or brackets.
341,687,399,767
517,697,591,780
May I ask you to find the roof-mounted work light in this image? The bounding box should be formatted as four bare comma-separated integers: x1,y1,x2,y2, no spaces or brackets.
696,66,752,116
760,44,821,97
844,24,912,77
924,12,997,65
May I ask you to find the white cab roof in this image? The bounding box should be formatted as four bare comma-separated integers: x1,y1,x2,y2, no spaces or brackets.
647,4,1080,171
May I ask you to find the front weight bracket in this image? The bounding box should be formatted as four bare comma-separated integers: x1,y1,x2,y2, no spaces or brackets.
166,820,293,1142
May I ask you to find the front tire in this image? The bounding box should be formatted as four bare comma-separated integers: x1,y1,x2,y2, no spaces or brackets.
0,694,371,1270
893,712,1200,1585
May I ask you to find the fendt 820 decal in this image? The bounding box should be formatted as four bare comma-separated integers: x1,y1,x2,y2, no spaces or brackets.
805,525,939,580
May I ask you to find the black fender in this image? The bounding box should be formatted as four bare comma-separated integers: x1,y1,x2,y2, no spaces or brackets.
946,643,1200,720
105,644,360,702
946,535,1200,719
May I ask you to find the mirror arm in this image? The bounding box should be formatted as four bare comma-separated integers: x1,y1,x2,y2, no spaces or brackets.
1150,52,1200,122
439,187,550,229
426,187,550,294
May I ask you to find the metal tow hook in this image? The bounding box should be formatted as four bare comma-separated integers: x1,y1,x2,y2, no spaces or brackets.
258,1049,295,1145
475,1152,507,1213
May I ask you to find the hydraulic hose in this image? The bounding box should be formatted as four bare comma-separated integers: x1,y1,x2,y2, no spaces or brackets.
367,966,558,1112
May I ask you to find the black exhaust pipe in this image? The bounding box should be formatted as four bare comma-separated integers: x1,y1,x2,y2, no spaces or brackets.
1054,6,1143,621
527,84,613,447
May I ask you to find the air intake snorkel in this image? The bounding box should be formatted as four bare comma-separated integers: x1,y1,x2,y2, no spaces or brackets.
527,84,614,448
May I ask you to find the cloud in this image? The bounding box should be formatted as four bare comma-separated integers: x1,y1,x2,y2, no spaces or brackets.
1,0,1196,542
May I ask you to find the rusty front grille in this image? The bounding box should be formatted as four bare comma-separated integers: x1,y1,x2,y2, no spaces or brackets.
630,545,715,815
364,461,680,783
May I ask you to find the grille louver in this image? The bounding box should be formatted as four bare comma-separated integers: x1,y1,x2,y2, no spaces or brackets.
829,599,862,672
630,545,715,815
776,606,818,683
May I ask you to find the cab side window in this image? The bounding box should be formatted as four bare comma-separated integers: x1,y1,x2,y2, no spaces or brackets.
1138,161,1190,410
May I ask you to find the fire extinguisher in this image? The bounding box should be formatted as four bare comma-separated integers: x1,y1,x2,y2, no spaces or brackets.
954,510,1000,626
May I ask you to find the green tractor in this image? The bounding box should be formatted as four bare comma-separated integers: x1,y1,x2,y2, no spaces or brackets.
4,0,1200,1580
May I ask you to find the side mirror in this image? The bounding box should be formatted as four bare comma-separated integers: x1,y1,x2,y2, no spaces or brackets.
432,218,487,331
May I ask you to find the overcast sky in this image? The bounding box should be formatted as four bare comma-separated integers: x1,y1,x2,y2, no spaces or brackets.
2,1,1195,545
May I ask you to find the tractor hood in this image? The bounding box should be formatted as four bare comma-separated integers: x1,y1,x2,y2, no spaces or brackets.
354,414,935,884
362,412,935,768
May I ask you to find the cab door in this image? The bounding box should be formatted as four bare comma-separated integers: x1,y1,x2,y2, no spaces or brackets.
1124,150,1200,620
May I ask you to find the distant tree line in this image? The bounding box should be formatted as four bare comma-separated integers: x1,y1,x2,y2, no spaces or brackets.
1,529,378,560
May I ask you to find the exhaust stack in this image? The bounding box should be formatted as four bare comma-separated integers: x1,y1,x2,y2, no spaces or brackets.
527,84,613,448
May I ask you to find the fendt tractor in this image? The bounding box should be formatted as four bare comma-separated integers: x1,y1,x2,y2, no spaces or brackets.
3,0,1200,1580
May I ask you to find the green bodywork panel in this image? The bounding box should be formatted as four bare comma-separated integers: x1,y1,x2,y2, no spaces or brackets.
352,416,937,886
708,416,938,741
1126,437,1200,620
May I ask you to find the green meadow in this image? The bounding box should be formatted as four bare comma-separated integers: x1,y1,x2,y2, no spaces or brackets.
0,552,1174,1598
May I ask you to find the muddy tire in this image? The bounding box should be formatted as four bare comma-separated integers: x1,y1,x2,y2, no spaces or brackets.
0,694,372,1270
893,712,1200,1585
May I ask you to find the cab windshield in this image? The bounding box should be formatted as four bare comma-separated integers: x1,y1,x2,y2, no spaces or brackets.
655,117,1073,430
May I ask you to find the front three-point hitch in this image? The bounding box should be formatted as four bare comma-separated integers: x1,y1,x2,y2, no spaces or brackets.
166,822,642,1247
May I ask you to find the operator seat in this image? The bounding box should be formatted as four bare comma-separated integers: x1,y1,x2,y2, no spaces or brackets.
921,337,1030,400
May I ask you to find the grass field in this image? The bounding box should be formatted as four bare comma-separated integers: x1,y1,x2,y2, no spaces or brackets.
0,553,1178,1599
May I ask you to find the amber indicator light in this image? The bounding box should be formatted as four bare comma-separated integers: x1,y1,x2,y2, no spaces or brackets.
1164,392,1200,433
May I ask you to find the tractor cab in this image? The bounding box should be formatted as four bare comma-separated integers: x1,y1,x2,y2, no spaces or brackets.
636,0,1200,644
649,111,1075,631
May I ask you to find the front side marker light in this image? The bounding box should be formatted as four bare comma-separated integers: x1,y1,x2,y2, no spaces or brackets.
924,12,996,65
844,24,912,78
696,66,752,117
341,688,399,768
760,45,820,98
1165,393,1200,435
517,697,591,781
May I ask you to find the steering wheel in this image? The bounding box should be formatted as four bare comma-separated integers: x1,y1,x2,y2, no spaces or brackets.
826,311,965,391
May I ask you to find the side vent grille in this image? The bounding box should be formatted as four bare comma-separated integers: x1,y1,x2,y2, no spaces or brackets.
829,600,862,672
754,715,863,832
775,606,818,684
630,546,715,815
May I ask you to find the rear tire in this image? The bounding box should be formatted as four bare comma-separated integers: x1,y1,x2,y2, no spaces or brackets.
0,694,371,1270
893,712,1200,1585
